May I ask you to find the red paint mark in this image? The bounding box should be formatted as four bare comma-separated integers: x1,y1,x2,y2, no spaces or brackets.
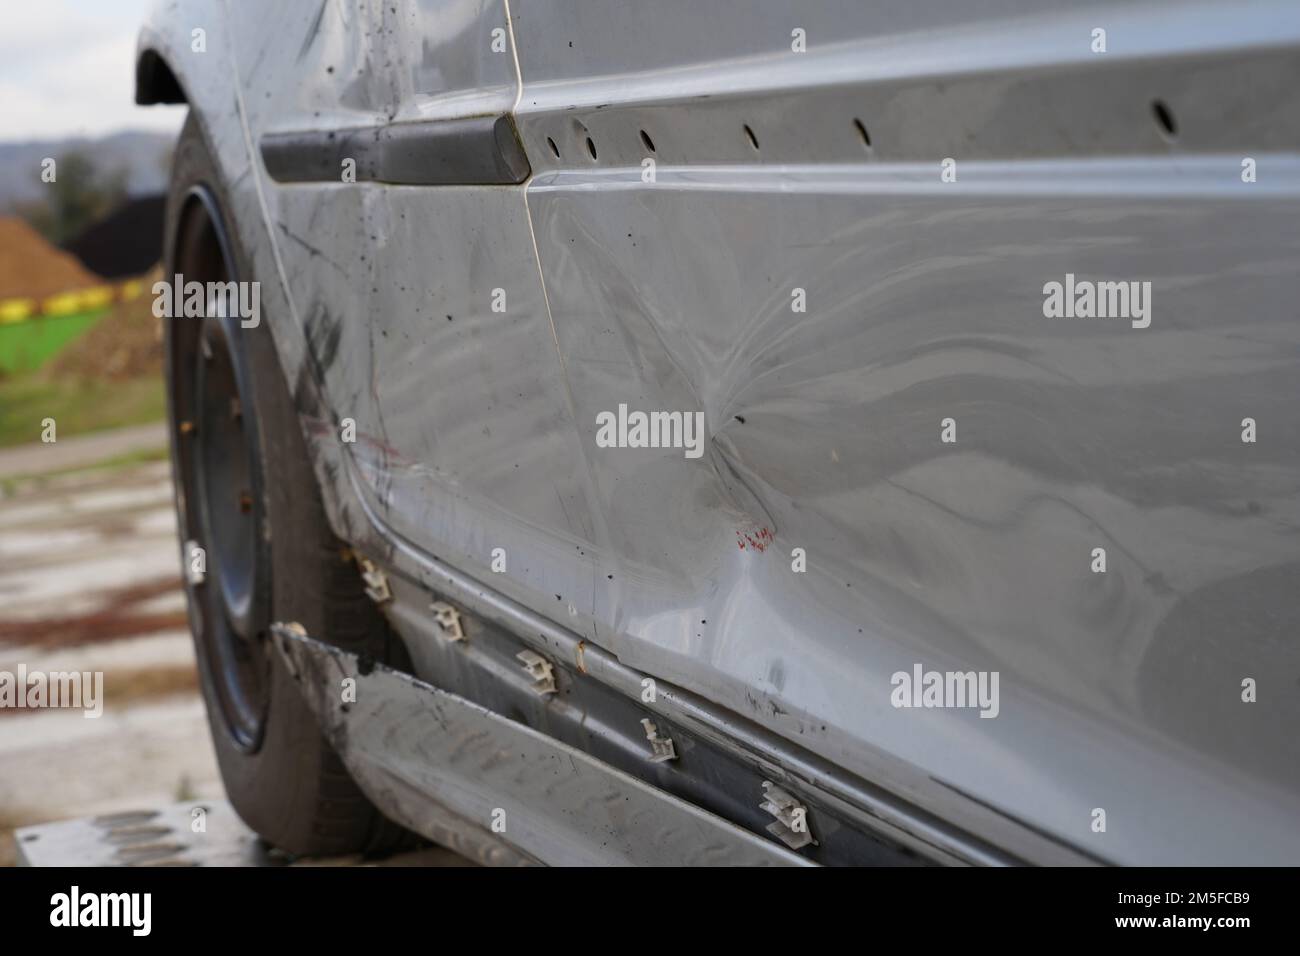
736,526,774,553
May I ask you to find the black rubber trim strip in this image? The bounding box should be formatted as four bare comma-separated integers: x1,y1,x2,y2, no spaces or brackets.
260,114,531,185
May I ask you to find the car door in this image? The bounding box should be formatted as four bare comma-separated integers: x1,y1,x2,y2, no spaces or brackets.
507,0,1300,864
226,0,610,639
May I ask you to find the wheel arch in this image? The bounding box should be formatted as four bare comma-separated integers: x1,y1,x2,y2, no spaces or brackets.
135,47,186,105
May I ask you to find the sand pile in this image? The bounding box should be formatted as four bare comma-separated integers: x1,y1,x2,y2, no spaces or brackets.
0,217,101,301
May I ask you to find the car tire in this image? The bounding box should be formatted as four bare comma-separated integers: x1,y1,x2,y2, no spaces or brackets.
164,112,409,857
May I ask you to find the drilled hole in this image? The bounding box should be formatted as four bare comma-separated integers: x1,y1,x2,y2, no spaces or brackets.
1152,99,1177,139
853,118,872,150
546,136,560,158
640,129,656,153
586,136,598,160
743,124,759,150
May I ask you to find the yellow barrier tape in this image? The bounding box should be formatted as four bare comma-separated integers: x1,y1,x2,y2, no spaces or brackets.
0,299,36,324
0,278,146,323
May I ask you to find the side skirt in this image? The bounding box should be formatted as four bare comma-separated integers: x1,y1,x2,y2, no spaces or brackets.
273,625,814,866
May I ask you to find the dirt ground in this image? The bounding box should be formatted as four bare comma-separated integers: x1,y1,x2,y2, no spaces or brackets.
0,432,472,867
45,271,164,381
0,424,477,867
0,448,222,865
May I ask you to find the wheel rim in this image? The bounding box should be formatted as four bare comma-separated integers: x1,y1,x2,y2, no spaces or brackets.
195,317,257,635
171,185,271,751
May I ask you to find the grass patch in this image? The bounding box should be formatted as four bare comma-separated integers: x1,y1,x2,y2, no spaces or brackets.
0,309,109,374
0,372,165,450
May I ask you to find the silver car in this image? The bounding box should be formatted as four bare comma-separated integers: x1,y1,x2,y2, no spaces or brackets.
136,0,1300,865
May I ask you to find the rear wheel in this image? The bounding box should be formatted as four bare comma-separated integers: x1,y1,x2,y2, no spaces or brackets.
165,113,408,856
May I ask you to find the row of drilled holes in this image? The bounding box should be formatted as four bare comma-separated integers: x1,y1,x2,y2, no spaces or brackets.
545,120,865,162
544,99,1177,163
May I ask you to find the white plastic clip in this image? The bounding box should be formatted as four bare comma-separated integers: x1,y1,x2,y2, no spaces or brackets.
516,650,556,696
358,558,392,604
430,602,465,642
760,781,816,849
640,719,677,763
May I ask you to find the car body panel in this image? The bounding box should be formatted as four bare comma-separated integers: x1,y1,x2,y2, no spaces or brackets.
140,0,1300,864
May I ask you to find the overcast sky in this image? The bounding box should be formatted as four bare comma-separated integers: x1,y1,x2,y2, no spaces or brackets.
0,0,185,142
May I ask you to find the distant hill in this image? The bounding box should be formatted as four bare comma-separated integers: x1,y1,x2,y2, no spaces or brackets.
0,131,174,210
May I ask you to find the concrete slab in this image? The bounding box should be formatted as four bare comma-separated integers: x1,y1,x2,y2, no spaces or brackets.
0,423,167,479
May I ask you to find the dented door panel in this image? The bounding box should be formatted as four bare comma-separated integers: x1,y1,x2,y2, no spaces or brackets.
220,1,616,639
509,0,1300,863
145,0,1300,863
